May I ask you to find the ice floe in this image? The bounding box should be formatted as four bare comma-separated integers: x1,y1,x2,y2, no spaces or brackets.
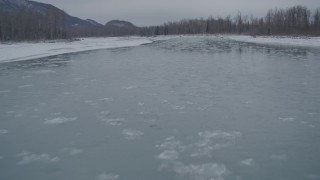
157,150,180,160
99,111,111,116
191,130,242,157
17,151,60,165
155,131,241,179
19,84,33,88
172,106,185,110
32,70,56,74
174,163,228,180
123,86,138,90
122,129,144,140
271,154,287,161
156,137,185,153
198,130,242,139
279,117,296,122
101,118,125,126
0,90,10,93
99,98,114,102
306,174,320,179
97,173,119,180
44,117,77,124
240,158,255,166
61,148,84,156
0,129,8,134
156,135,232,179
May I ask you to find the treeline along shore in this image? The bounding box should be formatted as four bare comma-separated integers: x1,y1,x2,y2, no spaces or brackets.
0,5,319,41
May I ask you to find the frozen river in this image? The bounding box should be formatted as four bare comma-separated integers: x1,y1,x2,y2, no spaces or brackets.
1,36,320,180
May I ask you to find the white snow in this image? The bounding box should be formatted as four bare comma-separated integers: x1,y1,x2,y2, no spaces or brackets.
0,36,173,63
223,35,320,48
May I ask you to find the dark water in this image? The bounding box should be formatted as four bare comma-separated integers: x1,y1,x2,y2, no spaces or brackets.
1,36,320,180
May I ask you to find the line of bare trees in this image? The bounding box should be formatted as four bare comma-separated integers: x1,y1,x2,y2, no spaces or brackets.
0,7,67,41
1,5,319,41
142,6,320,36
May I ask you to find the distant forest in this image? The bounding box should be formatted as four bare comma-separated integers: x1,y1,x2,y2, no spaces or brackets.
0,5,320,41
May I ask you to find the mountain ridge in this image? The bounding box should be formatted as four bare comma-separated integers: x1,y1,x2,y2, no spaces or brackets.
0,0,104,28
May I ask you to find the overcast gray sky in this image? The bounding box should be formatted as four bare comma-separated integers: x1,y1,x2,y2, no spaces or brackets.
36,0,320,26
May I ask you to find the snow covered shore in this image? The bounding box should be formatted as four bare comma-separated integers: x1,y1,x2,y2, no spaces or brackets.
223,35,320,48
1,35,319,63
0,36,172,63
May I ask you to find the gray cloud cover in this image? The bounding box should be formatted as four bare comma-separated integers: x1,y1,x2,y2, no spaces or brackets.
36,0,320,26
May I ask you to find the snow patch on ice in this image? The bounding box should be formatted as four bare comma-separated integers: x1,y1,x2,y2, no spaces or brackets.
17,151,60,165
44,117,77,124
122,129,144,140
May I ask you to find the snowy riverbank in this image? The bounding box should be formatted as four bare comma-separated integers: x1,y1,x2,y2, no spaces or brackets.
1,35,320,63
0,36,172,63
222,35,320,48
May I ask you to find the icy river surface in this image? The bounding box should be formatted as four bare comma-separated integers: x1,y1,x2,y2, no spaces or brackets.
1,36,320,180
